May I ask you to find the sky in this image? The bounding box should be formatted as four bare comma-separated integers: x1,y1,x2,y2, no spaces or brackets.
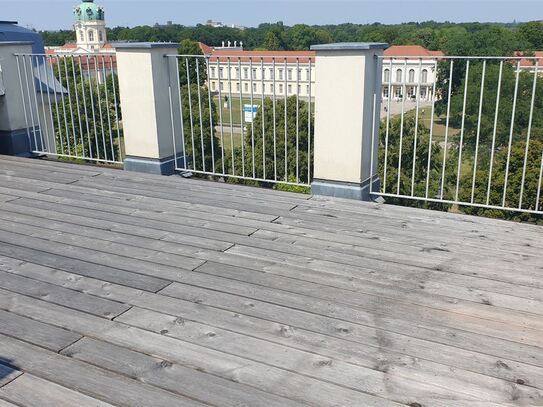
2,0,543,31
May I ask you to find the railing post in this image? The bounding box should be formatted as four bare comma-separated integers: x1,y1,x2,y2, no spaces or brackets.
0,41,36,156
310,42,388,200
114,42,180,175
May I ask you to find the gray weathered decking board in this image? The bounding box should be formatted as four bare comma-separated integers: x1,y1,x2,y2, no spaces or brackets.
3,256,539,393
0,374,116,407
0,155,542,406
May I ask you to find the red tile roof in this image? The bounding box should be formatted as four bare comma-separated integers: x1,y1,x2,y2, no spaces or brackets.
514,51,543,68
199,42,315,63
384,45,445,58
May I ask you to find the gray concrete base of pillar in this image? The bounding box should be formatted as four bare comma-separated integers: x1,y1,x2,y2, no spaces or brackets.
124,155,188,176
0,128,33,157
311,177,381,201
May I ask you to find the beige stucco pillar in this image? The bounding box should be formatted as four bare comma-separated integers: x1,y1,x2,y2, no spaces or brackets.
115,42,180,175
0,41,36,156
310,42,387,200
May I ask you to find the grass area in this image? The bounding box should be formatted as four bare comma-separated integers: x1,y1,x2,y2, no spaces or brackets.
215,131,243,153
214,96,262,127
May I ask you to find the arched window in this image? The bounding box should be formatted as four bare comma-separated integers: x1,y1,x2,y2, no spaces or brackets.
88,30,94,42
79,30,84,41
396,69,402,83
408,69,415,83
384,69,390,82
421,69,428,83
99,30,103,42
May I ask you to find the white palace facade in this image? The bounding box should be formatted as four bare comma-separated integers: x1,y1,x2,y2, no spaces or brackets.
201,43,445,102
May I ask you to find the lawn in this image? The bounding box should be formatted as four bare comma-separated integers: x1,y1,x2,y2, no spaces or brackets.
214,96,262,127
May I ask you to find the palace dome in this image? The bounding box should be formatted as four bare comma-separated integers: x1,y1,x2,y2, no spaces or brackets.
73,0,105,22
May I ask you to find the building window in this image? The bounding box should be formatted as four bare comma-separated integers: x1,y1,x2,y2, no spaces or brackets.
220,68,224,78
394,86,402,98
383,86,389,99
421,87,428,99
408,69,415,83
396,69,402,83
236,82,239,92
306,69,310,80
211,81,216,91
220,82,224,91
88,30,94,42
79,30,84,41
288,69,293,81
306,85,310,94
99,30,103,42
243,68,249,79
384,69,390,82
252,68,257,79
270,84,274,93
288,84,292,94
244,83,249,92
278,69,284,80
269,68,274,79
422,69,428,83
211,67,216,78
298,84,301,93
279,83,284,93
253,82,257,92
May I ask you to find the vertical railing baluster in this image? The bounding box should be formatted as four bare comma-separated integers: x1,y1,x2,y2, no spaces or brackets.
486,61,503,206
205,56,216,174
227,57,235,175
101,55,115,162
63,56,76,157
260,57,266,180
73,56,86,157
424,60,438,199
85,55,99,160
502,61,521,207
295,58,300,184
15,55,32,150
439,60,454,200
215,58,225,174
284,57,288,181
36,55,51,153
249,57,256,179
396,58,408,195
43,55,57,155
307,58,312,184
185,58,196,171
519,60,539,209
383,58,393,193
272,57,277,181
238,57,246,177
29,55,45,152
78,56,92,158
53,55,67,155
195,59,206,173
470,60,486,204
94,55,107,160
174,57,186,170
410,58,423,196
455,60,470,202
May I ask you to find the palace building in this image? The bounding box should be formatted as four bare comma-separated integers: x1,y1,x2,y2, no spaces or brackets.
200,43,444,102
45,0,116,81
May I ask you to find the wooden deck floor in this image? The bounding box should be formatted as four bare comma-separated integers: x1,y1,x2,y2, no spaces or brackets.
0,155,542,406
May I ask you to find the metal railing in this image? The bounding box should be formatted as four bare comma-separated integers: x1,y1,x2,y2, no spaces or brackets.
166,54,314,187
14,53,124,165
371,55,543,215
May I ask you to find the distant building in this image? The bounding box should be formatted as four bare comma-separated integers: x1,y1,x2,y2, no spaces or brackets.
200,42,444,102
382,45,445,102
45,0,116,82
205,19,246,30
514,51,543,73
200,43,316,100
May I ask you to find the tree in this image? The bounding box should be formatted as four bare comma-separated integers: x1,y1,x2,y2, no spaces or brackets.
263,31,282,50
223,96,313,186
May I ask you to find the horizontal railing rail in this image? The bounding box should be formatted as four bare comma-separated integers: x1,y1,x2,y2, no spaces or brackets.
14,53,124,165
166,54,314,187
372,55,543,215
